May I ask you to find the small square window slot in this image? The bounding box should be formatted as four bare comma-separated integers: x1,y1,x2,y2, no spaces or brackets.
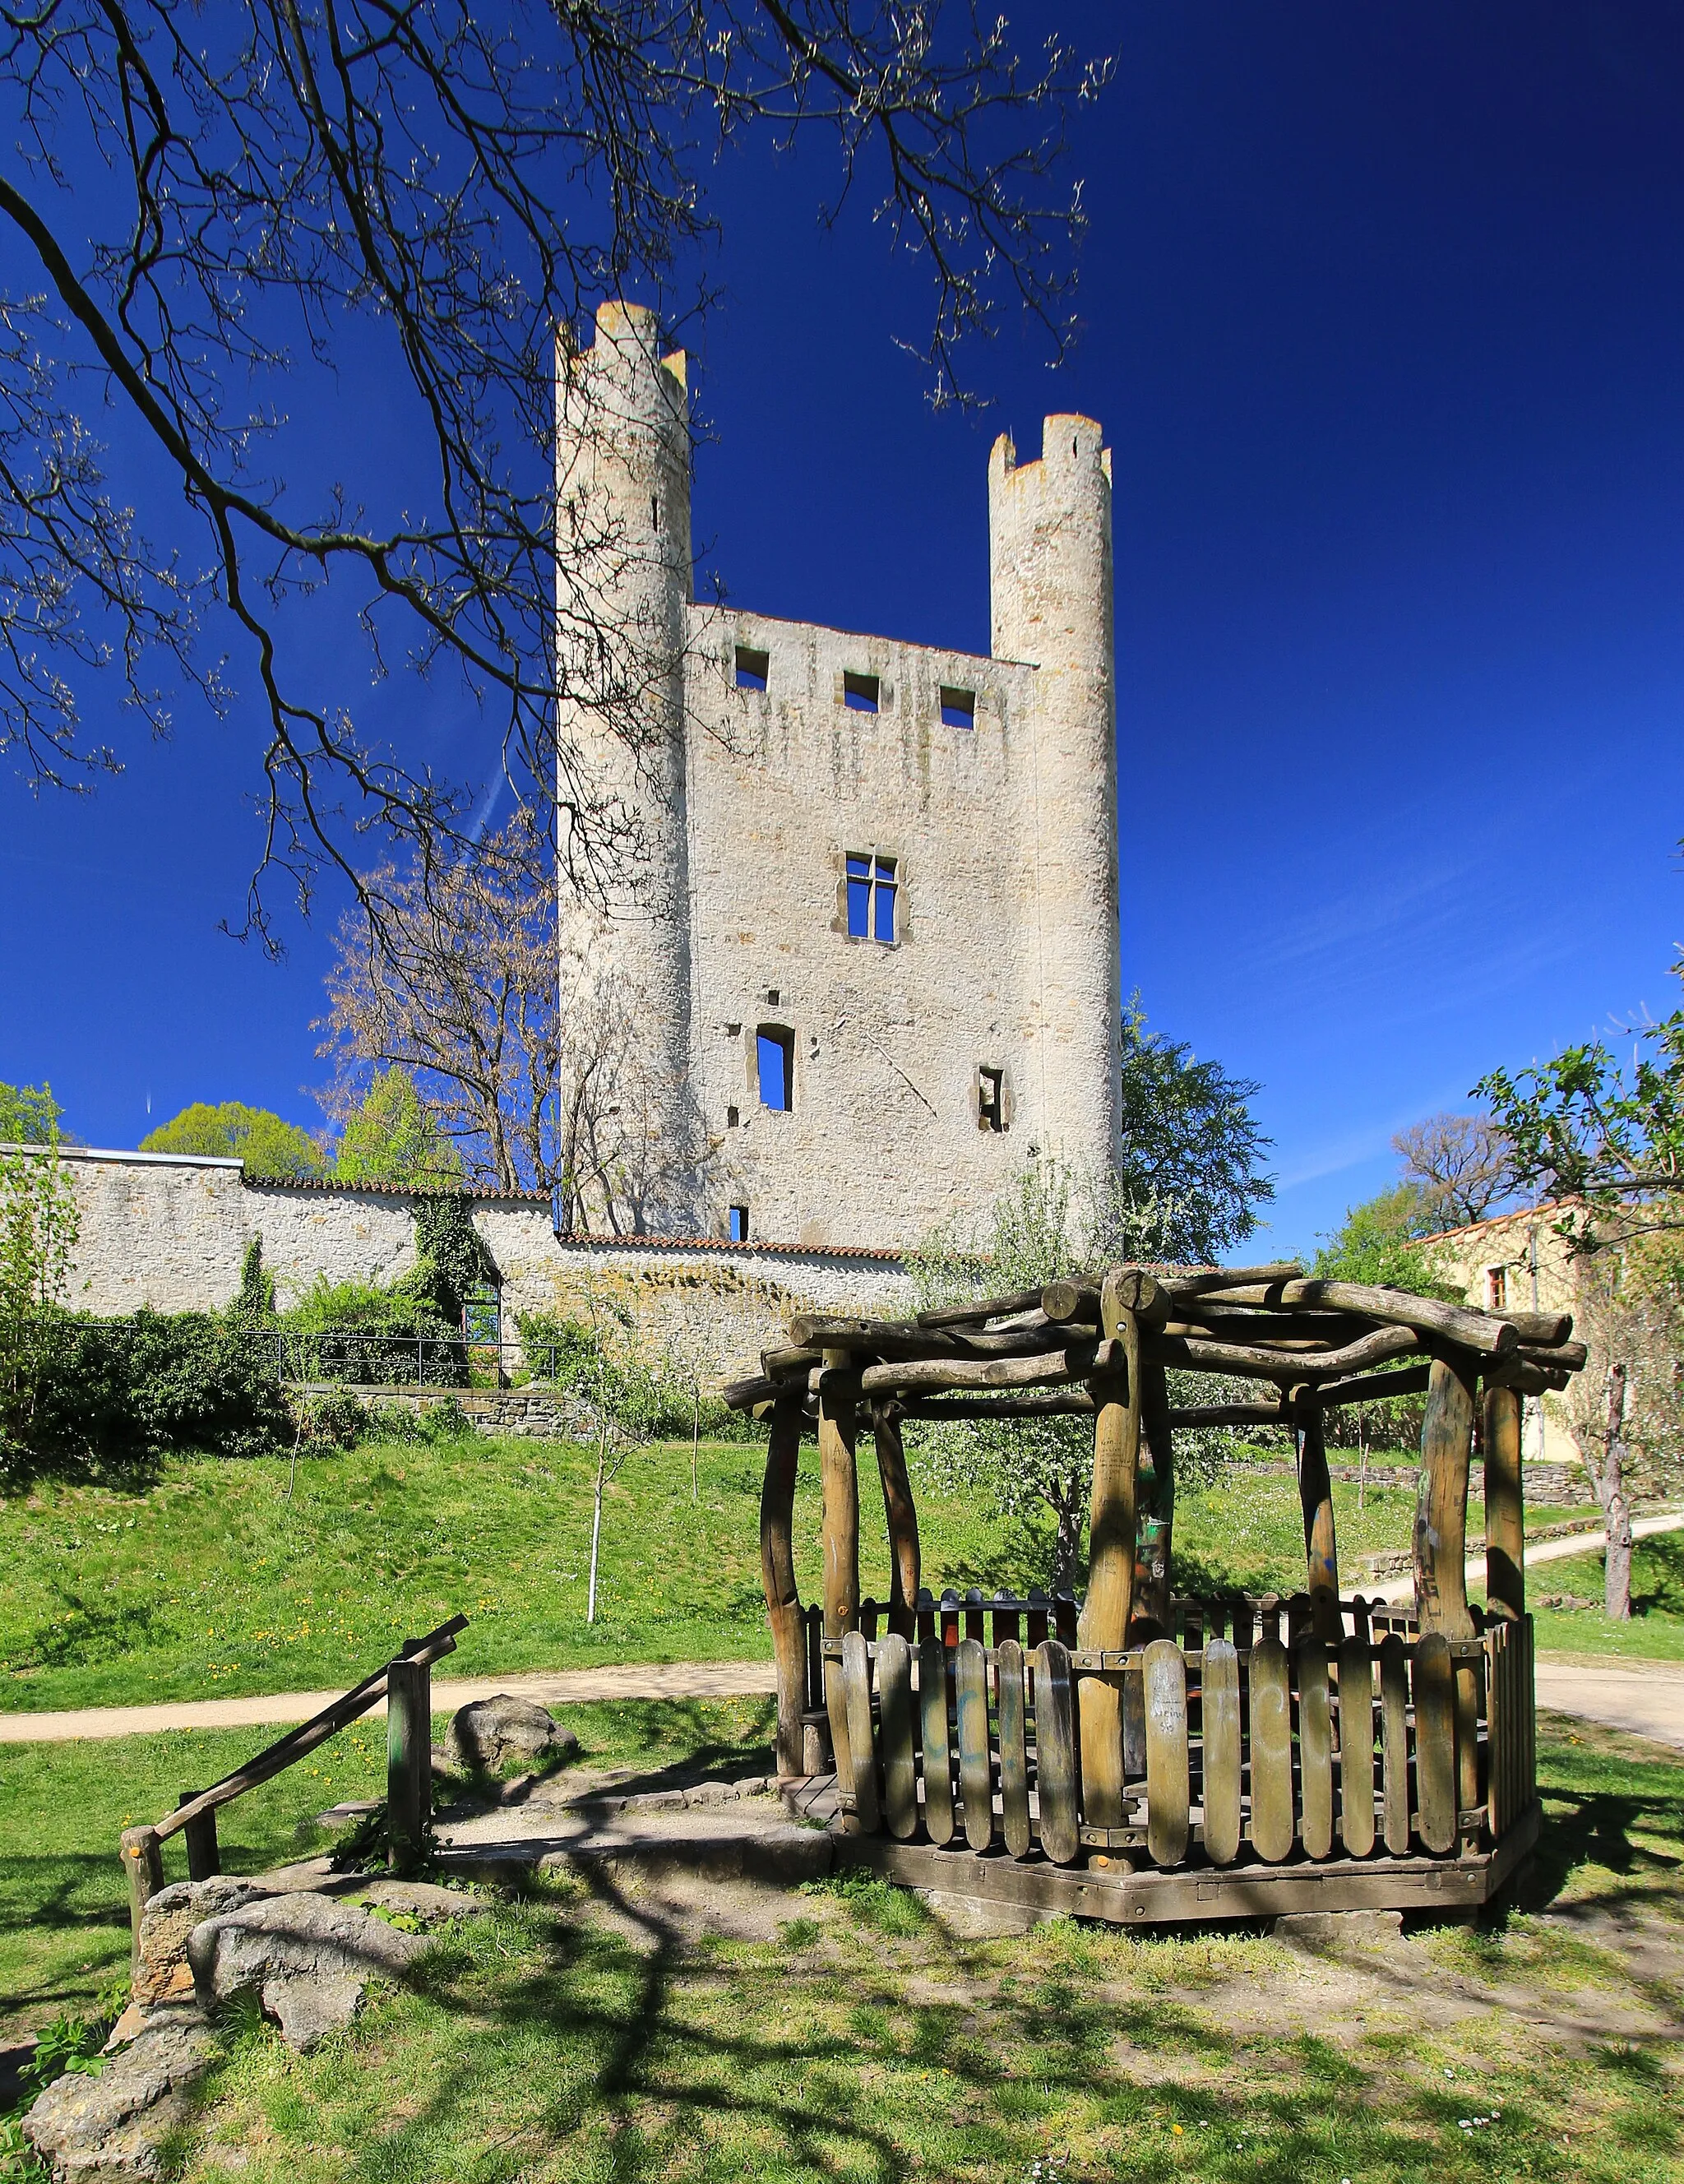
843,671,880,714
725,1021,741,1037
978,1066,1006,1133
941,686,976,729
766,988,780,1006
735,645,770,692
729,1205,749,1242
726,1105,740,1128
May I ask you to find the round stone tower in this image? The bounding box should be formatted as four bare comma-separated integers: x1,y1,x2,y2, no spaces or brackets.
988,414,1122,1178
554,301,696,1232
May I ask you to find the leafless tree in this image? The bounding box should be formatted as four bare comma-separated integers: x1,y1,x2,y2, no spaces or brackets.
317,812,559,1191
1392,1112,1515,1230
0,1,1107,945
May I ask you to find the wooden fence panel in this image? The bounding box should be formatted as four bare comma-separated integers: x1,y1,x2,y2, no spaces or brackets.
1032,1641,1080,1866
1337,1637,1376,1858
1201,1639,1243,1867
877,1633,918,1841
1379,1634,1412,1855
1248,1636,1294,1862
1144,1640,1191,1867
840,1631,881,1835
1413,1631,1457,1855
997,1640,1032,1858
918,1638,955,1846
1298,1641,1335,1861
955,1637,994,1853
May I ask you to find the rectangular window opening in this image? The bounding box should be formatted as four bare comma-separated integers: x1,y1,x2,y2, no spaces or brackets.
843,671,880,714
756,1025,793,1112
846,852,898,944
726,1104,740,1128
978,1066,1006,1133
729,1205,749,1242
735,645,770,692
941,685,976,730
1485,1266,1507,1312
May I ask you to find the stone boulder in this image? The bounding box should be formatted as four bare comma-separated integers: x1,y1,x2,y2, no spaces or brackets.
25,2005,213,2180
188,1890,429,2050
133,1876,271,2009
443,1695,577,1776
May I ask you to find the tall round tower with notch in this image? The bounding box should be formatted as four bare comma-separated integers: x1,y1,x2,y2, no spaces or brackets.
553,300,696,1232
988,414,1123,1178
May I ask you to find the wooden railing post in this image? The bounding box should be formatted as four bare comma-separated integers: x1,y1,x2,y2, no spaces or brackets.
1078,1275,1141,1830
1133,1350,1175,1637
178,1793,220,1881
1483,1381,1525,1621
386,1651,431,1874
872,1401,921,1640
818,1349,861,1808
120,1825,164,1974
1416,1349,1480,1837
759,1389,808,1777
1293,1388,1342,1644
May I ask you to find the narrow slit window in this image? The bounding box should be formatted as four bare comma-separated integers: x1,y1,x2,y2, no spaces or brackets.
735,645,769,692
729,1205,749,1242
726,1104,740,1128
843,671,880,713
978,1067,1006,1133
756,1025,793,1112
1485,1266,1507,1312
941,686,976,730
846,854,897,943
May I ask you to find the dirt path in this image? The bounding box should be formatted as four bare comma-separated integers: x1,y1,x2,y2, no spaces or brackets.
1366,1508,1684,1603
0,1660,779,1744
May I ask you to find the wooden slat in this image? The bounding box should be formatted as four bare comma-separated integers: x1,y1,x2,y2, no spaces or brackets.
956,1637,994,1852
819,1353,862,1801
1414,1351,1478,1640
1486,1627,1506,1841
840,1630,881,1833
1077,1279,1141,1828
997,1640,1032,1858
1413,1631,1458,1854
386,1654,430,1876
917,1638,955,1846
1026,1589,1050,1649
1143,1639,1190,1867
1247,1636,1294,1863
1298,1641,1335,1861
992,1590,1021,1648
1122,1659,1148,1781
1201,1638,1242,1866
1379,1633,1412,1854
760,1391,807,1776
1337,1637,1376,1858
877,1632,918,1842
1455,1653,1483,1834
872,1404,922,1639
1293,1394,1343,1644
1033,1640,1080,1866
1483,1383,1524,1620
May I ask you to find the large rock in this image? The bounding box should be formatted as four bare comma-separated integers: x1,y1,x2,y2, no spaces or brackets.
444,1695,577,1775
25,2006,213,2179
133,1876,271,2008
188,1891,428,2050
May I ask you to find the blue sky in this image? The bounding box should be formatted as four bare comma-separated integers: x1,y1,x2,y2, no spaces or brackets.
3,0,1682,1261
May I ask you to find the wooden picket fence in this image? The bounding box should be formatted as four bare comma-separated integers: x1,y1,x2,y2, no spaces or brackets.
817,1589,1534,1872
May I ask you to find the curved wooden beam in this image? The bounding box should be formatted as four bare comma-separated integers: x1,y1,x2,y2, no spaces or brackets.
872,1402,921,1640
759,1389,807,1778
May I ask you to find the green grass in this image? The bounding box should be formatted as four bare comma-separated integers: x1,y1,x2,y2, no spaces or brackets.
1524,1532,1684,1661
5,1710,1681,2181
0,1434,1635,1717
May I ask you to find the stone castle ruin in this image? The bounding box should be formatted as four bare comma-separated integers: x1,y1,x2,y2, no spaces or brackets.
553,301,1122,1253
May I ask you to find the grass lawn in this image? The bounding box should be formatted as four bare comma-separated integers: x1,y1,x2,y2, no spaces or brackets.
1524,1531,1684,1662
3,1706,1682,2182
0,1437,1623,1714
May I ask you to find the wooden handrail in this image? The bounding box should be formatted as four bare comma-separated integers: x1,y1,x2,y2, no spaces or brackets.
152,1614,467,1843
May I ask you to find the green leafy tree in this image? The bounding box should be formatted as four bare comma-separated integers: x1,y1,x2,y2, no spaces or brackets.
1115,996,1275,1262
333,1069,463,1191
0,1117,81,1456
142,1102,324,1178
0,1080,69,1145
1312,1183,1464,1299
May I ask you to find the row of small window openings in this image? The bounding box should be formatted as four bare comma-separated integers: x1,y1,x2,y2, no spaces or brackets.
735,647,976,729
724,1044,1006,1131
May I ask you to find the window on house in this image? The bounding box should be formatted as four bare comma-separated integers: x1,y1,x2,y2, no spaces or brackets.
729,1205,749,1242
978,1067,1006,1133
735,645,769,691
756,1025,793,1111
1486,1266,1507,1312
941,686,976,729
843,671,880,713
846,854,898,943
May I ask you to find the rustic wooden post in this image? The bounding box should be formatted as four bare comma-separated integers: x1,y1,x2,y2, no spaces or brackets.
386,1651,431,1874
178,1793,220,1881
1077,1273,1141,1830
120,1825,164,1974
818,1349,861,1805
872,1400,921,1640
1414,1350,1478,1640
1132,1351,1175,1636
1293,1388,1342,1644
760,1388,808,1778
1483,1381,1525,1621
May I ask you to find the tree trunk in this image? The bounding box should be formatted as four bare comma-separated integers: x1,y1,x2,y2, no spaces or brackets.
586,1419,608,1624
1048,1471,1084,1594
692,1386,700,1505
1577,1361,1633,1623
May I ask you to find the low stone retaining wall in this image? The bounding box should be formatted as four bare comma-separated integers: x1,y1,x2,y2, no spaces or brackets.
292,1383,580,1440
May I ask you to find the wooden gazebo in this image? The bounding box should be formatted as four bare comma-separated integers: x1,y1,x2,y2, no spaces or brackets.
726,1261,1585,1923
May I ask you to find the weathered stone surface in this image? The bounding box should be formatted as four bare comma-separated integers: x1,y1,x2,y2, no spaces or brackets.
189,1891,428,2050
25,2006,213,2179
444,1695,577,1775
1273,1909,1404,1946
133,1877,271,2008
